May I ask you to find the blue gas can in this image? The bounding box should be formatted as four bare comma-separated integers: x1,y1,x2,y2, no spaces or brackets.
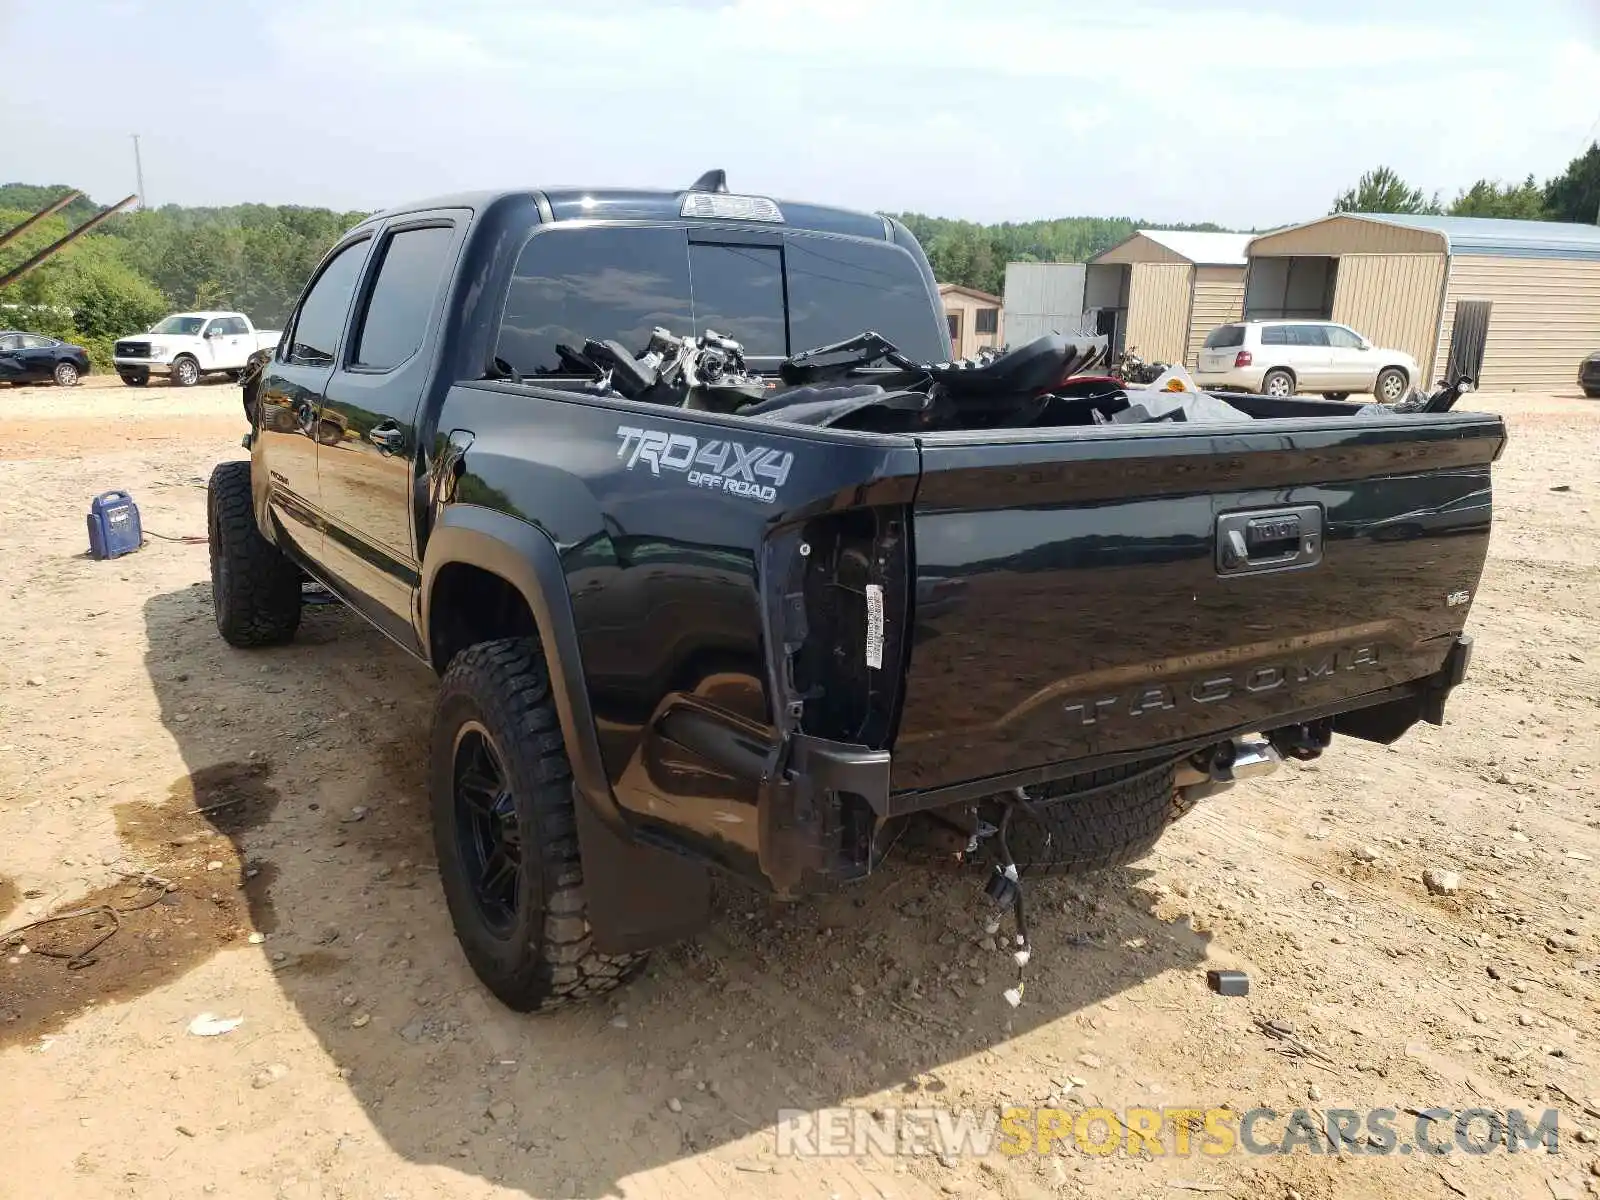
87,491,143,560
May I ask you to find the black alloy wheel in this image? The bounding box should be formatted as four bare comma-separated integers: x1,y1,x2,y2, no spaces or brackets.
452,721,522,934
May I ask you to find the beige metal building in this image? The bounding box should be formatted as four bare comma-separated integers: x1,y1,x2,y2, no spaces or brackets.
1087,231,1252,367
1244,214,1600,390
938,283,1003,359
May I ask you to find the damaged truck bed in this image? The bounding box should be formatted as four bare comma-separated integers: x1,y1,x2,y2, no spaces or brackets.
223,178,1505,1011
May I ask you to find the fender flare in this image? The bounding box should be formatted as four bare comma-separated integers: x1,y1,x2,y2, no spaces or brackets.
420,504,713,954
420,504,626,835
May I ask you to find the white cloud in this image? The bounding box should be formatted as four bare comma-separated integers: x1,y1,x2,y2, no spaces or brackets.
2,0,1592,225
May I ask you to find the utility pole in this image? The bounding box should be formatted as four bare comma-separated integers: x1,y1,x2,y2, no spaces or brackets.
131,134,146,210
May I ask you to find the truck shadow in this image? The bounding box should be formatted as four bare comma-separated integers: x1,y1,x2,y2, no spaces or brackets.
142,583,1211,1198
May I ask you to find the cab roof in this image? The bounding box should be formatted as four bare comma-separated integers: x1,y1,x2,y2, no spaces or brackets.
358,186,896,242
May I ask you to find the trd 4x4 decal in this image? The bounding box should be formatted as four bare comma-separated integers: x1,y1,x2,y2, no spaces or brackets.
615,425,794,504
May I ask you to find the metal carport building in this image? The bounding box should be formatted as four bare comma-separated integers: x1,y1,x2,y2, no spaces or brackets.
1087,231,1252,368
1244,214,1600,391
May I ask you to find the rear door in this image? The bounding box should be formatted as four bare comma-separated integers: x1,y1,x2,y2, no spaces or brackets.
317,215,463,646
254,235,372,562
889,415,1503,795
217,315,251,368
1325,324,1373,390
1288,323,1333,386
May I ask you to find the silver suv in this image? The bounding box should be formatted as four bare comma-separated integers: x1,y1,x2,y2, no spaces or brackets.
1194,320,1418,402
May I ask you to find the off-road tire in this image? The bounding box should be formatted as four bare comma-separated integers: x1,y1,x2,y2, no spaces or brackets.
985,759,1182,875
207,459,301,647
1261,369,1295,398
172,355,201,387
431,638,648,1012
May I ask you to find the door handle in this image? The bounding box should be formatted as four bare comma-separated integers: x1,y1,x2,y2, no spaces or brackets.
1216,505,1323,576
368,423,406,454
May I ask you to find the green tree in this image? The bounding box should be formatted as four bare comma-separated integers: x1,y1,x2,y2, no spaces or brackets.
1543,143,1600,224
1448,175,1546,219
0,183,100,226
1331,166,1441,215
0,205,169,368
892,213,1226,293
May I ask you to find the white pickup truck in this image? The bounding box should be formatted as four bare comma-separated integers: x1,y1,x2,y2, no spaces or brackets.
113,311,282,388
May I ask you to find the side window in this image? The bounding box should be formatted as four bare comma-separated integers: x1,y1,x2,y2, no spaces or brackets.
1291,324,1330,347
0,335,22,350
352,225,456,371
222,317,249,336
22,334,54,348
287,240,370,367
687,242,785,355
204,319,227,338
1261,325,1289,346
497,227,690,376
1325,325,1362,349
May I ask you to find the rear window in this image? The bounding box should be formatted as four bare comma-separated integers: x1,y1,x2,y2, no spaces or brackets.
687,242,786,355
496,225,944,376
1204,325,1245,349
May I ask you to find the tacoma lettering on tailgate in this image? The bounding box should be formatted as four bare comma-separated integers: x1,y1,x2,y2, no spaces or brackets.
1063,646,1382,726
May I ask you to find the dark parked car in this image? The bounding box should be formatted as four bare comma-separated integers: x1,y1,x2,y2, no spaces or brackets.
1580,351,1600,398
0,331,90,387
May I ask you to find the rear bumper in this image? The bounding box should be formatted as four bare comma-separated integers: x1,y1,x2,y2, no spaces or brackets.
696,633,1478,894
1193,365,1266,390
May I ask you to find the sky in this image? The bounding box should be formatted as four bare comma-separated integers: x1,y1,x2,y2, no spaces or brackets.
3,0,1598,229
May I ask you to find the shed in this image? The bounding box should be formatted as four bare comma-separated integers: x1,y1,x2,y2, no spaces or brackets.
938,283,1003,360
1002,262,1087,346
1245,213,1600,390
1088,231,1251,367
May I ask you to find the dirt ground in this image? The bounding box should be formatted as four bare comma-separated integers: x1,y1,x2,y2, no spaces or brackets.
1,377,1597,1200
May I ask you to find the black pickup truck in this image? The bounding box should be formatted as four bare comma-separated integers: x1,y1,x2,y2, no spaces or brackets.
211,175,1505,1012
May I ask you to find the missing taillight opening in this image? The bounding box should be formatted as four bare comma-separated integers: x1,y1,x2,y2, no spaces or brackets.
787,507,908,748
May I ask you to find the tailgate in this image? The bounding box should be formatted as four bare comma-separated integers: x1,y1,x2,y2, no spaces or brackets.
890,414,1505,794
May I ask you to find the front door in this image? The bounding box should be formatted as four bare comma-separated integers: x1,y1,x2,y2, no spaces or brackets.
16,334,57,381
253,237,372,563
316,218,461,647
201,318,230,371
